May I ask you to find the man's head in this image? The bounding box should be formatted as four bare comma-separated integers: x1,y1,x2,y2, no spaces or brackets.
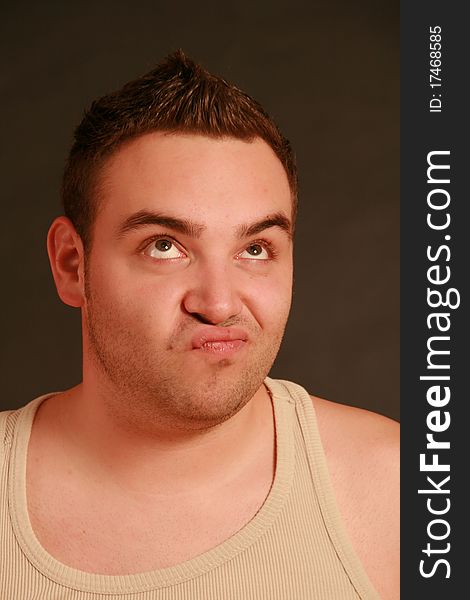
48,52,297,432
62,49,297,253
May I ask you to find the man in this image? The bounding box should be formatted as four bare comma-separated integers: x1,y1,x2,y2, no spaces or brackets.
0,51,399,599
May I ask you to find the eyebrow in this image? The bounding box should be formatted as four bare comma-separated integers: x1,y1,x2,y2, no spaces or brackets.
236,212,292,239
115,210,292,240
116,211,206,239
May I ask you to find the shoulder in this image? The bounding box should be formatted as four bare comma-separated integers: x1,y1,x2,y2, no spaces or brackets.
312,395,399,600
0,395,57,456
312,395,399,465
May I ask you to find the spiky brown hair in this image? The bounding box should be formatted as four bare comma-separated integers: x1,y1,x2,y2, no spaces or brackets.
61,50,298,250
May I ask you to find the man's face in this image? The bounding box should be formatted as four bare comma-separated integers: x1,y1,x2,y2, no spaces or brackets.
83,133,293,430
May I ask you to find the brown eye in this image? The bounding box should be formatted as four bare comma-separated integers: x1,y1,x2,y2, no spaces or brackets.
143,238,186,260
155,239,172,252
247,244,263,255
238,243,270,260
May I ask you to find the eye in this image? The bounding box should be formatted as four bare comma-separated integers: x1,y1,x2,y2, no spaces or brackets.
143,238,186,260
237,243,271,261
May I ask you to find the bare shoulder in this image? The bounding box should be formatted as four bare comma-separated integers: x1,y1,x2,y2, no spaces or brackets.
312,395,399,461
311,395,400,600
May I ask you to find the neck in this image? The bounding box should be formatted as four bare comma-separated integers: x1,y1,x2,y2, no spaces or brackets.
35,379,275,497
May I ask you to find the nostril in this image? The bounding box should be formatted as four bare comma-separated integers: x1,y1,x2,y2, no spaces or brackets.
193,312,214,325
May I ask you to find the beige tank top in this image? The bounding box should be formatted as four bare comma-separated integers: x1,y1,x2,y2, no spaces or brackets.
0,378,380,599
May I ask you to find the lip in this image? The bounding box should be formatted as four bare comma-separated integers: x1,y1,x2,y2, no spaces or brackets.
191,326,249,353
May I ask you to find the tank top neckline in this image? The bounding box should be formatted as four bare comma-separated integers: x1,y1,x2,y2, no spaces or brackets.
8,378,296,594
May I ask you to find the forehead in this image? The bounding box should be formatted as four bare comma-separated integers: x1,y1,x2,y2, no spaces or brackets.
95,133,292,230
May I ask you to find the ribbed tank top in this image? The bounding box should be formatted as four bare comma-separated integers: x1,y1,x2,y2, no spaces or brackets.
0,378,380,599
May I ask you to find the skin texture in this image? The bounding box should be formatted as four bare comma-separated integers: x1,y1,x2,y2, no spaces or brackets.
33,132,400,598
79,133,293,434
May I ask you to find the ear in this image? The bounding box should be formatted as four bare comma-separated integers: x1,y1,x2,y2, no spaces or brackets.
47,216,86,308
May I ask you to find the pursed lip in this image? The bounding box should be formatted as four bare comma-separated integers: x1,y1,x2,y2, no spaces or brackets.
190,326,249,350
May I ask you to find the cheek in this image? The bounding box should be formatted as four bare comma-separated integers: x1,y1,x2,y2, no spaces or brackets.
85,273,142,338
89,256,184,321
244,270,293,329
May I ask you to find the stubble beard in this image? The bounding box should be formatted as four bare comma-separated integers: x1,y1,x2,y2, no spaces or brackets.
84,280,287,433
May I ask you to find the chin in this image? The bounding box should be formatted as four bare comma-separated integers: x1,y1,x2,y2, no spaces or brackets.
147,366,266,430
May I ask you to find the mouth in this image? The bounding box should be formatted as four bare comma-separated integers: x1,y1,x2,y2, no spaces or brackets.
191,326,248,357
195,339,247,354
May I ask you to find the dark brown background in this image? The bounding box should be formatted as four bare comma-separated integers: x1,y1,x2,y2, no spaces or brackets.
0,1,399,420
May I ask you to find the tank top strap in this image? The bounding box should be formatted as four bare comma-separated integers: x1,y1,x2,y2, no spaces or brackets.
1,409,18,459
266,378,381,600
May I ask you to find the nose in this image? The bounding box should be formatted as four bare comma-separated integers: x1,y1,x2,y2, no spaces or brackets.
182,263,243,325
